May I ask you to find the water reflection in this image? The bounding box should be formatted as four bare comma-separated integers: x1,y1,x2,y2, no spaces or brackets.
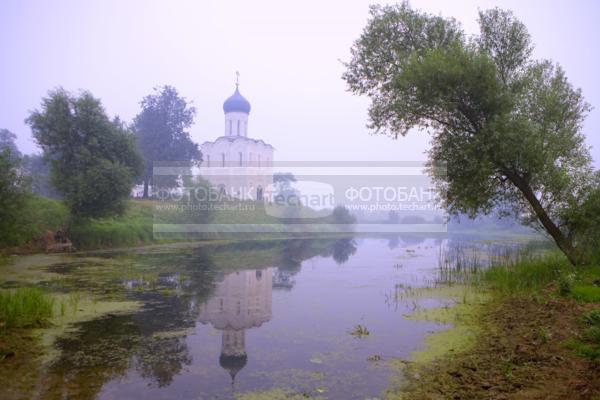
331,238,357,264
17,235,547,400
198,268,273,383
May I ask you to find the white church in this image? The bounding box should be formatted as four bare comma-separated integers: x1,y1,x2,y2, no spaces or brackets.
200,79,274,201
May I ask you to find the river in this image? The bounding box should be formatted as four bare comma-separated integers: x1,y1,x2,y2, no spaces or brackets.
0,234,544,400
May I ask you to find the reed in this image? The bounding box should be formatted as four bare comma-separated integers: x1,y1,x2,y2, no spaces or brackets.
0,288,54,329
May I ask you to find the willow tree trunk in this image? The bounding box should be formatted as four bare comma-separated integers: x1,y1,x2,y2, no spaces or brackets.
504,170,581,266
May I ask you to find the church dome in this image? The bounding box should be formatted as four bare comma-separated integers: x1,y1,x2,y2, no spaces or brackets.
223,86,251,114
220,353,247,382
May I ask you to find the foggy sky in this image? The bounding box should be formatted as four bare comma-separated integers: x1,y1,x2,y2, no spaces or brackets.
1,0,599,166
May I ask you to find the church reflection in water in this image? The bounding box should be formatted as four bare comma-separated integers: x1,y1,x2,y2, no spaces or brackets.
198,268,273,383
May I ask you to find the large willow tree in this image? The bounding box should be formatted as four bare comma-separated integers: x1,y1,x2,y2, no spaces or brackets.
344,3,599,265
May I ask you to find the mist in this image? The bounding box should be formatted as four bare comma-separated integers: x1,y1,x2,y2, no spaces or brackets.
1,0,599,165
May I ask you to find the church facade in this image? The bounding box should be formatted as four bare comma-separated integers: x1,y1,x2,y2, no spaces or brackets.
200,82,274,201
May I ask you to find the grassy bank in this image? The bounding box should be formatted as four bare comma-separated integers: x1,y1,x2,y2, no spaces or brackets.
392,255,600,399
0,197,155,253
2,196,69,253
1,196,350,253
69,200,155,249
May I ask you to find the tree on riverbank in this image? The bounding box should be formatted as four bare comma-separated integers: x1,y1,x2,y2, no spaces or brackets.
0,148,29,246
27,89,143,218
0,129,21,161
133,86,201,198
344,3,599,265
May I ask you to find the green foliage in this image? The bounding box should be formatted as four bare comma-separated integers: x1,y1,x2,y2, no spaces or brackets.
343,3,598,265
21,153,60,198
27,88,143,218
0,129,21,160
0,288,54,329
0,149,30,247
133,85,200,198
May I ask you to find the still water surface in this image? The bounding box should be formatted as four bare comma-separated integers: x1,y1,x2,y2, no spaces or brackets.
3,235,541,399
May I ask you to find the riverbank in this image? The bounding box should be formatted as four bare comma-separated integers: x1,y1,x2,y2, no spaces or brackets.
392,256,600,399
0,197,351,255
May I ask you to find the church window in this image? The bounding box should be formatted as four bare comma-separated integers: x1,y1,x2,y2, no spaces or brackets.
237,120,241,135
239,152,243,166
221,153,225,167
228,120,232,135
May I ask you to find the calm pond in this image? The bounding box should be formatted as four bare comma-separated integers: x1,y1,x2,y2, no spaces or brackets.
1,235,543,399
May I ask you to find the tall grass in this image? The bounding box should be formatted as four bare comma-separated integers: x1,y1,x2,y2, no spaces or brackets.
437,242,547,286
437,241,578,295
0,288,55,329
0,195,69,248
481,254,574,294
69,200,154,249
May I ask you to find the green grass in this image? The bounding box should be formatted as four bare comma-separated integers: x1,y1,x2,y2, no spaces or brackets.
69,200,155,249
568,265,600,303
570,285,600,303
478,251,600,303
565,309,600,362
22,196,70,234
479,253,600,362
481,253,575,294
0,195,69,249
0,288,54,329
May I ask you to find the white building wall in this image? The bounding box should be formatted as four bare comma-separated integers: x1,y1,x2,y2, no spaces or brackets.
224,112,249,137
200,137,274,200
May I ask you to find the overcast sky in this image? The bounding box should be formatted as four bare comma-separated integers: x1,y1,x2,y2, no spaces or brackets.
1,0,598,166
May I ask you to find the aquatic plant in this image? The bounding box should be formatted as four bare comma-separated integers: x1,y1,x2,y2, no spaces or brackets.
0,288,54,329
349,324,370,337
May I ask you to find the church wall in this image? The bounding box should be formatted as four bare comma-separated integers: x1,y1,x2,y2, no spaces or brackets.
200,138,274,200
224,112,249,136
